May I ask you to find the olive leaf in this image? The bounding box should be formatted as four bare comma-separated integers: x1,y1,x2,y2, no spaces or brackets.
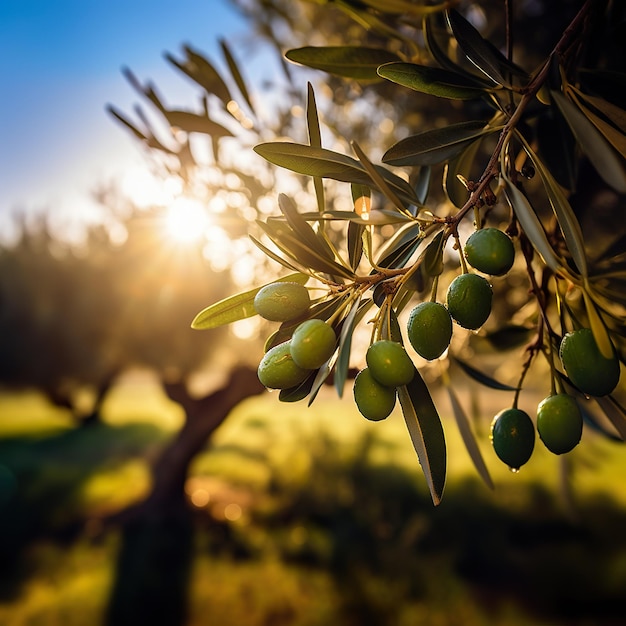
259,219,355,279
594,395,626,441
536,109,578,191
551,91,626,193
445,384,494,490
352,141,412,214
254,142,419,206
383,120,497,167
306,83,326,214
277,194,338,264
444,138,483,208
377,62,488,100
414,165,432,205
423,12,479,78
285,46,402,81
516,134,588,277
398,368,447,506
334,297,368,398
452,356,518,391
421,231,445,277
502,176,563,274
582,282,615,360
375,223,423,269
166,46,232,106
568,88,626,159
219,38,255,116
191,273,309,330
446,9,525,87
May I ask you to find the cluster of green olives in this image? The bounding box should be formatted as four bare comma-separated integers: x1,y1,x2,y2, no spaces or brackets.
255,282,337,390
253,230,621,462
406,227,515,360
353,340,415,421
490,327,621,470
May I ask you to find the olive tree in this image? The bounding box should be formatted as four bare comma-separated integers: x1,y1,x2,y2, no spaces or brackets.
112,0,626,506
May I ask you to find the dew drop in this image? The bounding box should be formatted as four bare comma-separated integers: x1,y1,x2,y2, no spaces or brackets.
509,466,520,474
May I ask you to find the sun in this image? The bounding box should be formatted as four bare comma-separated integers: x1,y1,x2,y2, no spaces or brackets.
163,196,210,244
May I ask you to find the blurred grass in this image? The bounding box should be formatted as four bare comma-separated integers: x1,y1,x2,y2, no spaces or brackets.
0,375,625,625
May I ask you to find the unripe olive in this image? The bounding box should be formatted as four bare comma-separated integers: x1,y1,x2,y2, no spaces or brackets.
407,301,453,360
290,319,336,369
353,368,396,421
490,408,535,470
254,282,310,322
536,394,583,455
446,273,492,330
464,228,515,276
366,340,414,387
559,328,620,397
257,341,310,389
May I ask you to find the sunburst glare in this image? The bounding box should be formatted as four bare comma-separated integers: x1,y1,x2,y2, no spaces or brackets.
163,196,210,244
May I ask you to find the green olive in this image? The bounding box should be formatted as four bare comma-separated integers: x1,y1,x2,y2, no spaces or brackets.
490,408,535,470
290,319,336,369
353,368,396,421
407,301,453,360
464,228,515,276
254,282,310,322
536,394,583,455
446,273,492,330
559,328,620,397
257,341,310,389
366,340,415,387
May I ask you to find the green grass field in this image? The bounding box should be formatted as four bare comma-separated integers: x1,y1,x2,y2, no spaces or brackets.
1,374,625,625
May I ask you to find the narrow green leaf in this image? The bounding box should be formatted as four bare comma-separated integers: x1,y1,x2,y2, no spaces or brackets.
249,235,303,274
423,12,473,76
502,177,563,273
447,9,520,87
444,137,482,208
219,38,255,116
516,134,588,277
347,221,365,271
259,220,354,279
277,194,338,264
191,273,309,329
414,166,432,205
570,88,626,133
377,62,487,100
351,141,409,214
445,384,494,489
482,325,534,351
536,109,578,190
398,368,447,506
306,83,326,214
334,297,366,398
285,46,402,81
568,89,626,159
254,142,419,206
162,109,234,137
583,282,615,360
383,121,495,166
452,356,518,391
166,47,232,106
551,90,626,193
594,395,626,441
421,231,445,276
375,224,422,269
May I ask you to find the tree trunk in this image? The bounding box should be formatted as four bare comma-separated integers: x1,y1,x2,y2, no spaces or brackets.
104,365,265,626
108,365,265,522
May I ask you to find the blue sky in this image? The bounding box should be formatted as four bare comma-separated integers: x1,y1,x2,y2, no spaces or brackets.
0,0,256,234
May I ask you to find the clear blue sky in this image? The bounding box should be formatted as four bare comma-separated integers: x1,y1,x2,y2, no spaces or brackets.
0,0,256,235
